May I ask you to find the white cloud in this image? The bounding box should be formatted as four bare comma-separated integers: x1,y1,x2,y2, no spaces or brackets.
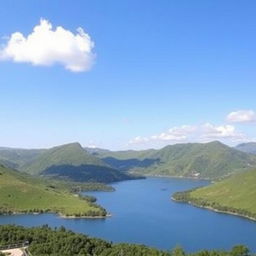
0,19,95,72
200,123,246,141
129,136,150,144
151,125,196,141
227,110,256,123
129,123,249,148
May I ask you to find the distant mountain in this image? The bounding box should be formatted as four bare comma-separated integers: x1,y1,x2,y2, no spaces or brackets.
20,142,139,183
98,141,256,179
173,168,256,220
84,147,111,155
21,142,106,175
235,142,256,155
2,141,255,181
0,165,106,217
42,164,139,183
0,147,45,169
95,148,158,171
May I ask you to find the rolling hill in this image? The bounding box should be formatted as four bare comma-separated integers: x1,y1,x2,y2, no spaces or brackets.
20,142,139,182
97,141,256,179
0,165,106,217
21,142,106,175
173,168,256,220
0,147,45,169
236,142,256,155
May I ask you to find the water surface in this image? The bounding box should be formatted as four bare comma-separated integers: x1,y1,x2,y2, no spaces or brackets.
0,177,255,252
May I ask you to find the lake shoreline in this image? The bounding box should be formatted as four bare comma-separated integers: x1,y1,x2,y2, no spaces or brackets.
171,197,256,222
59,213,112,219
144,174,212,182
0,211,111,219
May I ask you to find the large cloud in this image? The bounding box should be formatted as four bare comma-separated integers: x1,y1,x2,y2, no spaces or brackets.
129,123,249,148
227,110,256,123
0,19,95,72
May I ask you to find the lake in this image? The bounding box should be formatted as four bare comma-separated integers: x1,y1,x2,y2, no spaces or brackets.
0,177,255,252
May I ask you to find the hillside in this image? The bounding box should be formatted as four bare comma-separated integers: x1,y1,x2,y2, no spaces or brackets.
98,141,256,179
21,143,105,175
0,165,106,217
173,168,256,220
42,164,139,183
236,142,256,155
0,225,249,256
20,142,139,183
0,147,45,169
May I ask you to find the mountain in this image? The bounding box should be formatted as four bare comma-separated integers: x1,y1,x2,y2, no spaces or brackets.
0,147,45,169
173,168,256,220
236,142,256,155
42,164,138,183
94,149,158,171
2,141,254,181
98,141,256,179
21,142,139,183
21,142,106,175
0,165,106,217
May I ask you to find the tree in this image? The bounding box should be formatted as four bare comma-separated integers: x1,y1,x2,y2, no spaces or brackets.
231,245,249,256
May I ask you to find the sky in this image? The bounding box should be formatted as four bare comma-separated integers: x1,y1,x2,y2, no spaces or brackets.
0,0,255,150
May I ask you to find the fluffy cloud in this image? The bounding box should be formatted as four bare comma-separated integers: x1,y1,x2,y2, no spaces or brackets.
0,19,95,72
227,110,256,123
151,125,196,141
200,123,246,141
129,123,248,148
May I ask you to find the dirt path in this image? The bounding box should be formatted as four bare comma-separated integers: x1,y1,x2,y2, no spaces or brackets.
1,248,24,256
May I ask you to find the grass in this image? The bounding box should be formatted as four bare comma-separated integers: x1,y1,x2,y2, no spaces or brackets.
21,142,106,175
188,168,256,216
0,165,106,217
98,141,256,179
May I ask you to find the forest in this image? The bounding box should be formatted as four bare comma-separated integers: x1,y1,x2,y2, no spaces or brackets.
0,225,252,256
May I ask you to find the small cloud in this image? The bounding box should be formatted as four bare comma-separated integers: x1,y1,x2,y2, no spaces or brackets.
129,136,149,145
128,123,249,149
150,125,196,141
227,110,256,123
0,19,95,72
200,123,246,141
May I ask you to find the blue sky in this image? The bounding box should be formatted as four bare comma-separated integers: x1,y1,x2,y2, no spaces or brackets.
0,0,255,149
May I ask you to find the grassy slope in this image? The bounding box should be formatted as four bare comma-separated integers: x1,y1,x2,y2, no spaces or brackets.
0,148,45,169
0,165,105,217
21,142,106,175
98,148,157,160
189,168,256,215
99,141,256,179
146,141,256,179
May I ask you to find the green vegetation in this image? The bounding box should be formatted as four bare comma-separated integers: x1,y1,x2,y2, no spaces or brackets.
42,164,141,183
0,147,45,169
6,142,140,183
236,142,256,155
99,141,256,179
43,179,115,193
2,141,254,181
0,165,106,217
0,225,253,256
172,168,256,220
21,142,106,175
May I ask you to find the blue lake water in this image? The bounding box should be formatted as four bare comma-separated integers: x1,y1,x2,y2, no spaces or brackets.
0,177,256,252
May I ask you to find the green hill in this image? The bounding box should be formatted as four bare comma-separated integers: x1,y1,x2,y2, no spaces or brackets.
98,141,256,179
0,225,250,256
173,168,256,220
0,147,45,169
0,165,106,217
21,142,105,175
236,142,256,155
20,142,139,183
